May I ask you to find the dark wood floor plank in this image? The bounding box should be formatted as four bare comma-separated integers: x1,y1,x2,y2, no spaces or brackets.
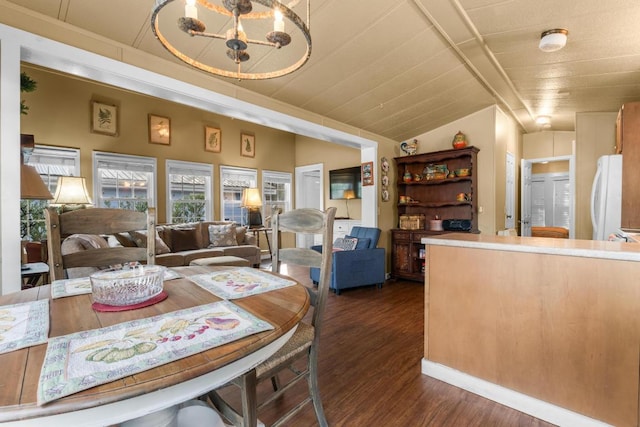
219,264,556,427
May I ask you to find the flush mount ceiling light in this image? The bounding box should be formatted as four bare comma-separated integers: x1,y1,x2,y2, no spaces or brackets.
535,115,551,128
539,28,568,52
151,0,311,80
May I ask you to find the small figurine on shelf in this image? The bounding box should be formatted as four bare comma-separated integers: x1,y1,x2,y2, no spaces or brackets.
400,139,418,155
452,131,467,149
403,167,413,183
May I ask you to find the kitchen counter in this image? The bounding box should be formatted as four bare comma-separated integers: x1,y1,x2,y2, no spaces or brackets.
422,232,640,261
421,234,640,427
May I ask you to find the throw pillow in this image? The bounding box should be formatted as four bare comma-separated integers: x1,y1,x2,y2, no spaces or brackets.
61,234,110,279
235,225,248,245
170,228,199,252
346,235,372,250
333,237,358,251
208,224,238,247
113,232,137,247
128,230,171,255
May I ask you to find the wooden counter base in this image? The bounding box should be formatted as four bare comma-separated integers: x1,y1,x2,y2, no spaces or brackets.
422,234,640,427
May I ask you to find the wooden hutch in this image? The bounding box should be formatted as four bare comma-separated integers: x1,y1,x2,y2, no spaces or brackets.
391,146,479,281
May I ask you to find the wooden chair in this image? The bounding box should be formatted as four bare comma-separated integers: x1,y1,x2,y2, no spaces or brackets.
209,207,336,427
45,207,156,281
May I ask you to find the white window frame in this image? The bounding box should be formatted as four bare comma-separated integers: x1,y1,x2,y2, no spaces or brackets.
166,159,213,223
219,165,257,223
92,152,157,210
21,145,80,240
262,170,292,221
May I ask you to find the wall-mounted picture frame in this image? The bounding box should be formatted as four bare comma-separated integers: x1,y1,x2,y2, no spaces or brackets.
362,161,374,186
148,114,171,145
91,101,118,136
240,133,255,158
205,126,221,153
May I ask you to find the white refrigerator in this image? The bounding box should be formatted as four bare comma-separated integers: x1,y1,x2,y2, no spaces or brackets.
590,154,623,240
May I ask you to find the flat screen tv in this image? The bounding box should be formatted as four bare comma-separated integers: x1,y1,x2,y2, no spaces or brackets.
329,166,362,199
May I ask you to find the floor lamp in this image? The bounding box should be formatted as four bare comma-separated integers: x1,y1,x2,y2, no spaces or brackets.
343,189,355,219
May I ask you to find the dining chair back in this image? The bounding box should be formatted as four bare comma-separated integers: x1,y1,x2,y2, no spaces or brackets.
45,207,156,281
209,206,336,427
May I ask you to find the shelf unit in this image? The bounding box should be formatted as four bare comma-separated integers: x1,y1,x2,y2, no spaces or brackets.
391,146,479,281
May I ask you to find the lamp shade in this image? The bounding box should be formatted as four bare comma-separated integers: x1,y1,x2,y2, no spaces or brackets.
343,189,356,200
241,188,262,208
21,164,53,200
51,176,93,206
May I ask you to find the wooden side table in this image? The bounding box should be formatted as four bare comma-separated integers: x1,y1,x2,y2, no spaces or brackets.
20,262,49,289
249,227,272,260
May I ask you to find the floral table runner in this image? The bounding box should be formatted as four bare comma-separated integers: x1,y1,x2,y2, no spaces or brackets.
188,267,297,299
0,299,49,355
37,300,272,405
51,268,183,299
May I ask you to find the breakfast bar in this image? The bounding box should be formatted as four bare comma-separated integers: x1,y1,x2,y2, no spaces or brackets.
421,234,640,427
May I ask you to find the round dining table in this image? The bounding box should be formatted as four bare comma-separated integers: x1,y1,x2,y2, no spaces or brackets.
0,265,310,426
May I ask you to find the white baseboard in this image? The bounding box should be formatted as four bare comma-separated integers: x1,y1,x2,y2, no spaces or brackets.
421,359,612,427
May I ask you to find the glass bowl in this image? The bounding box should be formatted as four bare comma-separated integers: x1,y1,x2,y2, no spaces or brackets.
90,265,165,306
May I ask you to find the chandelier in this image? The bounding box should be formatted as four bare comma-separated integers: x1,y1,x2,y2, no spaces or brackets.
151,0,311,80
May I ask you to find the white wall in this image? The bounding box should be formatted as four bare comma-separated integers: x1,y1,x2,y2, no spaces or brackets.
411,106,521,235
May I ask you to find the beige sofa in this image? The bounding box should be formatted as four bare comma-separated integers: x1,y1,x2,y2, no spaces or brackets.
114,221,262,267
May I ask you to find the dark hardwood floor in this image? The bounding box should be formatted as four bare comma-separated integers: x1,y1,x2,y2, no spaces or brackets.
219,263,557,427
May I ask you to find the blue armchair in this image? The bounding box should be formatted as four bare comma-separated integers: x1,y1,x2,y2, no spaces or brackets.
310,226,386,295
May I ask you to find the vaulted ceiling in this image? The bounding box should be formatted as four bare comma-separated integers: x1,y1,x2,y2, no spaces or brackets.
8,0,640,141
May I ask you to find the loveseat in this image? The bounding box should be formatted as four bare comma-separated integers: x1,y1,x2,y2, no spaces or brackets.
309,226,386,294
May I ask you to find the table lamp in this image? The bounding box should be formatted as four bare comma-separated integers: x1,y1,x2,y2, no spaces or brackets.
50,176,93,212
343,189,355,219
241,188,263,228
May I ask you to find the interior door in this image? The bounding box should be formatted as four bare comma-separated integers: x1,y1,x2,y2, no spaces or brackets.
295,164,323,247
505,152,516,229
521,159,532,236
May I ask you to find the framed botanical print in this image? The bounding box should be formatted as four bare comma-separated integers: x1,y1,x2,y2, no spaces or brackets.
91,101,118,136
205,126,221,153
362,161,374,186
240,133,255,158
148,114,171,145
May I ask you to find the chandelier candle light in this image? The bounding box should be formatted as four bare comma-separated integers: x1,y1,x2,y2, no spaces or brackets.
151,0,312,80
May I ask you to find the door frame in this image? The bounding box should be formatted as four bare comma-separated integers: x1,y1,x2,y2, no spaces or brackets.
521,155,575,238
295,163,323,248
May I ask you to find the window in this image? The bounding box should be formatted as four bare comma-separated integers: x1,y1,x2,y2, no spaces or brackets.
262,170,292,220
220,166,257,223
21,146,80,241
93,152,156,211
166,160,213,223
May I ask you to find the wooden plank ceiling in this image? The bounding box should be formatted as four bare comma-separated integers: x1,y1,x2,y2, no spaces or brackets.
8,0,640,141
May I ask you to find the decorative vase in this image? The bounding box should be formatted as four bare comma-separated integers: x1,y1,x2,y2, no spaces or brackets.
452,131,467,149
403,169,413,183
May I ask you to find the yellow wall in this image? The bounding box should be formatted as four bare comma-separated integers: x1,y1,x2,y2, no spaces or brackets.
294,137,361,219
20,66,296,224
532,161,569,174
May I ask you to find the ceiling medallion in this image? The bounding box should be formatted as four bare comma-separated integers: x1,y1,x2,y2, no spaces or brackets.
151,0,312,80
